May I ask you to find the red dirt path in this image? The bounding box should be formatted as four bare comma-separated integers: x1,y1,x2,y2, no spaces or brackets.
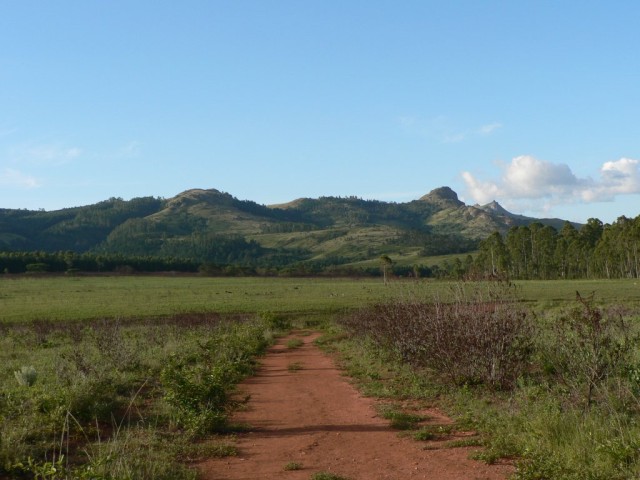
198,332,513,480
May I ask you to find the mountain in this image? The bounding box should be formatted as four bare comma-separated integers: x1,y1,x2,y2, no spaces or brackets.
0,187,580,270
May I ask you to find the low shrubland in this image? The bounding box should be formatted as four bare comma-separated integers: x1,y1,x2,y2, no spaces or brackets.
0,312,280,479
335,281,640,479
343,281,533,389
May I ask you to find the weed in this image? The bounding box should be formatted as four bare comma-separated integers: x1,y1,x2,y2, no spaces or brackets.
175,440,238,461
286,338,304,349
287,362,303,372
444,437,483,448
413,429,436,441
412,424,454,441
283,461,303,470
13,365,37,387
261,312,291,331
310,472,350,480
378,405,425,430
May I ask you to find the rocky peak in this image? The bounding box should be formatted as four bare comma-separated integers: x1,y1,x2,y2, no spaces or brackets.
478,200,513,217
419,186,464,207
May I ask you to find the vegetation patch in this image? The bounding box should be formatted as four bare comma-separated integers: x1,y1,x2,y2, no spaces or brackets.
283,461,303,471
377,405,426,430
326,282,640,479
411,424,455,441
287,362,304,372
0,312,281,479
286,338,305,349
310,472,351,480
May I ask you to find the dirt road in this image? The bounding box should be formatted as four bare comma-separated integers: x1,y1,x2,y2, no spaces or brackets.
198,332,513,480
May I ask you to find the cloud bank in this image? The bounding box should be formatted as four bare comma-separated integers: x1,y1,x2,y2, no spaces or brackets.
462,155,640,209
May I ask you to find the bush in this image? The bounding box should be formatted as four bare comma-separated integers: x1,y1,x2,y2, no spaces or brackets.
544,292,638,409
161,319,271,434
341,281,534,389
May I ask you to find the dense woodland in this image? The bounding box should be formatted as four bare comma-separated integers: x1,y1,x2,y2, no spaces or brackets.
473,215,640,279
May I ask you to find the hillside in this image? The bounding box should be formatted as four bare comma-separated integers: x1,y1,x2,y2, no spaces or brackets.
0,186,578,270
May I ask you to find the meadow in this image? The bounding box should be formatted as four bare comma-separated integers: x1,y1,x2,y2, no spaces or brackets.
2,275,640,479
2,275,639,322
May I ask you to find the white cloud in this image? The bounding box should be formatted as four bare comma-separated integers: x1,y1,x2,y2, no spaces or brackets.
397,115,502,143
462,155,640,209
0,168,41,188
443,132,466,143
478,122,502,135
601,157,639,191
10,143,82,166
461,171,501,204
116,140,142,158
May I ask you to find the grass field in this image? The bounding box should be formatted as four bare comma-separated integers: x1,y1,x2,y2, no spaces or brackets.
0,276,385,322
2,275,640,479
1,275,639,322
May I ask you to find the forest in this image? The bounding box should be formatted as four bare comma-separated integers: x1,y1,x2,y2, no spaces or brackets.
473,215,640,279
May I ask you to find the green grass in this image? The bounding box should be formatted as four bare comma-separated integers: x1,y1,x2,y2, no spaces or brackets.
310,472,351,480
3,276,638,324
516,278,640,308
0,313,275,479
286,338,304,349
283,461,303,471
412,424,454,441
0,276,389,322
377,405,426,430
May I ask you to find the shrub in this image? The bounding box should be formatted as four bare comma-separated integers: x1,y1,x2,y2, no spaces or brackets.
161,319,271,434
161,358,236,433
260,311,291,331
341,282,534,389
545,292,638,409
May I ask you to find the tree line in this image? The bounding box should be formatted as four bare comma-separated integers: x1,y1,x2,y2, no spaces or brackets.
473,215,640,279
0,251,200,274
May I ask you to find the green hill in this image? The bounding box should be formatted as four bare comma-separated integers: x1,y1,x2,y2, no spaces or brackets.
0,186,579,271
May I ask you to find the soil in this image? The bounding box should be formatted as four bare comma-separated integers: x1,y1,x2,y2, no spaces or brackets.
197,332,514,480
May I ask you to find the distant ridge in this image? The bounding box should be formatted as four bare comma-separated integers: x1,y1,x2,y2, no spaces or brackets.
0,186,581,268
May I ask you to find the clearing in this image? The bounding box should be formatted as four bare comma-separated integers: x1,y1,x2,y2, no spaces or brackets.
198,332,513,480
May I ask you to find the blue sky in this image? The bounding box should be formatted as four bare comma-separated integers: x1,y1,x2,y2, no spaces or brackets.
1,1,639,224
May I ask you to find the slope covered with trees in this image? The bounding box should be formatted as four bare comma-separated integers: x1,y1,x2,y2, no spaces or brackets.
0,186,597,276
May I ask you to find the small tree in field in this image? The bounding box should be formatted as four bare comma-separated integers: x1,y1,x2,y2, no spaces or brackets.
380,255,393,285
